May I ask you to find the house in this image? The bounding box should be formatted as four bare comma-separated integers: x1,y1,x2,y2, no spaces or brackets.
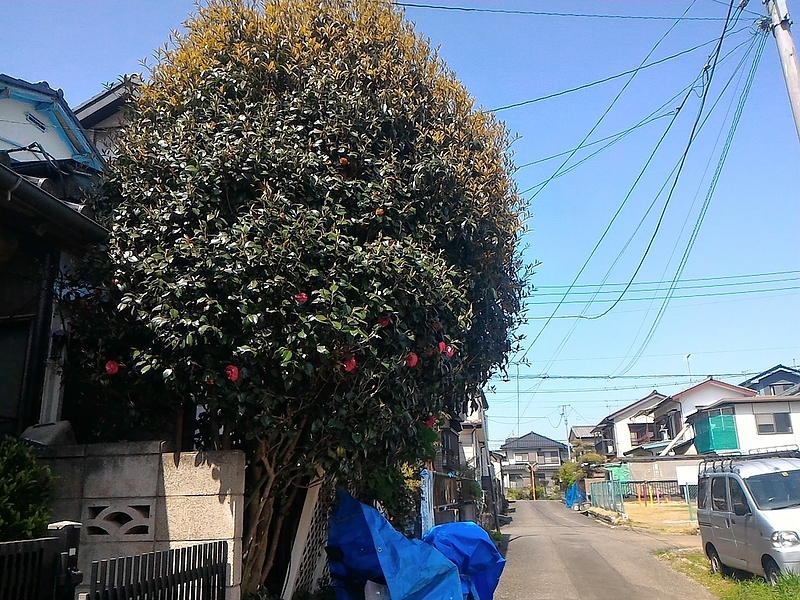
687,395,800,454
499,431,569,494
568,425,597,457
740,364,800,396
591,391,665,459
73,76,140,159
0,74,107,439
646,378,756,455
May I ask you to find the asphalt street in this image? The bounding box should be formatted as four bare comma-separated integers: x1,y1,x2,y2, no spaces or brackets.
494,500,714,600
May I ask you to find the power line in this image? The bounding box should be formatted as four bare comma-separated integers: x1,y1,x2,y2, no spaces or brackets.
496,372,759,380
492,38,721,112
516,4,703,365
614,26,768,375
575,0,742,323
394,2,735,20
523,284,800,305
535,269,800,289
530,275,800,297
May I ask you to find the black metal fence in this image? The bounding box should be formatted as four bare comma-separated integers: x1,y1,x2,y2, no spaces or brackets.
618,480,697,500
86,541,227,600
0,536,61,600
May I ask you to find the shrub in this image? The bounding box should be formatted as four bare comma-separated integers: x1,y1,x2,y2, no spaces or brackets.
0,437,54,541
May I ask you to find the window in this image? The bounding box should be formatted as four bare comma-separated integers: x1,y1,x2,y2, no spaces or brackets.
628,423,654,445
770,383,793,395
514,453,528,462
756,412,793,435
541,451,560,464
728,478,748,514
697,478,708,510
711,477,728,512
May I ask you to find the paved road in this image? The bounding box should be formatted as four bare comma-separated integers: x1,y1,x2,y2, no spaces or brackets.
494,500,714,600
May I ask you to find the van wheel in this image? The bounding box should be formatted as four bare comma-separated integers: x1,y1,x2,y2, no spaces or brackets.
708,547,725,576
764,558,780,586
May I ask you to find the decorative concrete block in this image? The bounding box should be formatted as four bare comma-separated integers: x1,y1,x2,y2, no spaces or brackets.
159,450,245,497
84,454,160,498
155,494,243,541
36,444,86,459
81,498,156,542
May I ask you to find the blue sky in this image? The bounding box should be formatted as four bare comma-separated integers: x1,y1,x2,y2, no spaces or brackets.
4,0,798,448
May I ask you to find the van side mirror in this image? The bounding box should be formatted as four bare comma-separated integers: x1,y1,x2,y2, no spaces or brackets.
734,503,750,516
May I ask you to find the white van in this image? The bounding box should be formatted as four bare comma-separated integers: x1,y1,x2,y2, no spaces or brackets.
697,453,800,584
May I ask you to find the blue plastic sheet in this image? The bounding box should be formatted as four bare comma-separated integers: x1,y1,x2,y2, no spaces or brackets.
422,522,505,600
327,492,462,600
565,481,587,509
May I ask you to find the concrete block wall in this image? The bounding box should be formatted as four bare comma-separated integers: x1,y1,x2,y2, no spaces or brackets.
38,441,245,599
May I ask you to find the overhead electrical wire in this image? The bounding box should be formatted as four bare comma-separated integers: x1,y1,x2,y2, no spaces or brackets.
614,29,769,375
523,284,800,305
393,2,736,20
535,269,800,290
515,2,706,369
492,37,723,113
517,33,756,194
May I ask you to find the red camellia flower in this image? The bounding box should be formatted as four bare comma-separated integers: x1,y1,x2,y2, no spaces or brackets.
225,365,240,382
377,317,390,328
425,415,437,428
405,352,419,368
105,360,120,375
294,292,308,304
343,356,357,372
438,341,446,353
444,345,455,358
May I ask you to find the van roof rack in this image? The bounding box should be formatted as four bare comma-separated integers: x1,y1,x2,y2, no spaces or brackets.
698,446,800,476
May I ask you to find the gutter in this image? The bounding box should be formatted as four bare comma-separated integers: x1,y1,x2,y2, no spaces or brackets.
0,163,108,245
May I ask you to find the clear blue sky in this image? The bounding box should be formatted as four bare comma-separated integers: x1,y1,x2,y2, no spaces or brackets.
4,0,798,448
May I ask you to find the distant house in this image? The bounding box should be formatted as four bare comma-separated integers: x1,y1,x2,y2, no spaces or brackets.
740,364,800,396
568,425,597,457
73,75,140,159
0,74,107,438
687,395,800,454
591,391,665,459
646,378,756,455
499,431,569,494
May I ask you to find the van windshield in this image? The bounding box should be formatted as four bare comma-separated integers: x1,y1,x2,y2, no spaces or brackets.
744,470,800,510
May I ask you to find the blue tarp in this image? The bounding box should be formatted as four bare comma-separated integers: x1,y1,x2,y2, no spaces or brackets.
327,492,462,600
422,522,505,600
565,481,587,508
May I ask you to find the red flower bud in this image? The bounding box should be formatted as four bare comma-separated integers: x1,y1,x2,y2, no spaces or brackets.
105,360,120,375
339,157,349,166
225,365,240,382
344,356,357,372
438,341,446,353
425,416,437,428
405,352,418,368
294,292,308,304
432,322,442,332
377,317,390,328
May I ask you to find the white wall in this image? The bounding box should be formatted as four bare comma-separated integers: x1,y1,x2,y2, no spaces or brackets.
734,401,800,452
0,96,77,161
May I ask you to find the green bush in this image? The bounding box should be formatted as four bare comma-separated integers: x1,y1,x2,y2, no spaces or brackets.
0,437,54,541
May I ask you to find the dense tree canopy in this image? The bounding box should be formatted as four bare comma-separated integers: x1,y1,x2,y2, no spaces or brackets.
63,0,528,593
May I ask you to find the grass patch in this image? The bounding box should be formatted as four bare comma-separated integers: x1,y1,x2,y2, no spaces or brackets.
657,548,800,599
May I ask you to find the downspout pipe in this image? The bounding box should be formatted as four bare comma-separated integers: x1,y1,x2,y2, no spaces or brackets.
0,163,108,245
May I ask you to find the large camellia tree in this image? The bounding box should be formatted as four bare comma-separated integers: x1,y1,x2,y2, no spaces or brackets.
63,0,528,594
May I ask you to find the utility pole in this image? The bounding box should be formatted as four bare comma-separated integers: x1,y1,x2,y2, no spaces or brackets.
764,0,800,142
561,405,571,461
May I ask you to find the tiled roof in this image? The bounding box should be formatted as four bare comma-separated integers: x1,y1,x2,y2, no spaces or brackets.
500,431,567,450
569,426,596,439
